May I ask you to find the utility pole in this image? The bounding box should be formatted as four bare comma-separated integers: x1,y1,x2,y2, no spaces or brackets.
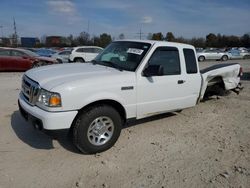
87,20,90,34
136,28,144,40
0,25,3,38
13,17,18,47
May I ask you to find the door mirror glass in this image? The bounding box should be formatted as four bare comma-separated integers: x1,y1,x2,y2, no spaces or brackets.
143,65,163,77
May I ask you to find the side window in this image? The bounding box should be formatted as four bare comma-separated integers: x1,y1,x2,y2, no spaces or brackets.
0,49,11,56
59,51,65,55
183,48,198,74
76,48,83,52
12,50,25,57
64,51,71,55
59,51,70,55
148,47,181,75
82,48,94,53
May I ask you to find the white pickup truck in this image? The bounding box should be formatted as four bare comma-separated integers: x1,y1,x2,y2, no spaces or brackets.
18,40,243,154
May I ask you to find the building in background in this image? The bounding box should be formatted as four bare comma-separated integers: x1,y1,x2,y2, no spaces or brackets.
46,36,71,47
21,37,40,47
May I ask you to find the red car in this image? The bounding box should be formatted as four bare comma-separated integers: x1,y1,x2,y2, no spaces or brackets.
0,47,58,71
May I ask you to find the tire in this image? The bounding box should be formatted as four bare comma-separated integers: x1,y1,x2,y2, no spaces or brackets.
57,59,63,64
74,58,85,63
31,61,43,68
198,56,205,62
221,55,228,61
72,105,122,154
243,55,250,59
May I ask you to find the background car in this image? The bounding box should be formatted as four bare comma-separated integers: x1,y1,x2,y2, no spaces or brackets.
35,48,57,57
197,49,229,62
0,47,58,71
51,50,72,63
69,46,103,62
227,49,250,59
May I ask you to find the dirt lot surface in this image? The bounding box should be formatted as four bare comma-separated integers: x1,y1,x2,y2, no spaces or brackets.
0,60,250,188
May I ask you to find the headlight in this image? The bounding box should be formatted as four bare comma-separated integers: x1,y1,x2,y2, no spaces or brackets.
37,89,62,107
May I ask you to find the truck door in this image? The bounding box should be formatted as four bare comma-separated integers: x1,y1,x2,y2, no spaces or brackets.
136,46,200,118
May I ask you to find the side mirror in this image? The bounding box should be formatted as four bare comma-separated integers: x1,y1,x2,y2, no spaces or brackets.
143,65,164,77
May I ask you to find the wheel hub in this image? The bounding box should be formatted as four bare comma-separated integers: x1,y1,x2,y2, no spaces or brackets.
93,122,107,135
87,116,114,146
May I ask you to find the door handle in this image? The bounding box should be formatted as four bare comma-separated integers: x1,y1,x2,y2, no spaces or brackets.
178,80,185,84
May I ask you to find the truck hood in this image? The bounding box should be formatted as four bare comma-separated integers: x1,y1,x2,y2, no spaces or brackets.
25,63,130,90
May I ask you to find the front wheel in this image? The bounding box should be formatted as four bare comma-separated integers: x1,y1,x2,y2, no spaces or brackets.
72,105,122,154
74,58,85,63
31,61,43,68
221,55,228,61
56,59,63,64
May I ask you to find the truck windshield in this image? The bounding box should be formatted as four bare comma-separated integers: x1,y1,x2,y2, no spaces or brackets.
93,41,151,72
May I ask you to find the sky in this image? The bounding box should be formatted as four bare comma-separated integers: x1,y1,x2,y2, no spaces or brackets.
0,0,250,39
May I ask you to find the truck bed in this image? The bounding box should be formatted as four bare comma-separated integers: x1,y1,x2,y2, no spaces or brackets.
199,63,241,99
200,63,238,74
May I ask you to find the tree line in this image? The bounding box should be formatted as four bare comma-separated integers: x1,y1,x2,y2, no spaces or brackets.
3,31,250,49
149,32,250,48
63,31,250,48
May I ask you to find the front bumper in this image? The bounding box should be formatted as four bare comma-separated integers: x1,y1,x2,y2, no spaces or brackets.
18,93,78,130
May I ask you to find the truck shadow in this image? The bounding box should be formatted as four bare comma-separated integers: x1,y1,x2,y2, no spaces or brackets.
11,110,177,154
124,112,176,129
241,72,250,81
11,111,80,154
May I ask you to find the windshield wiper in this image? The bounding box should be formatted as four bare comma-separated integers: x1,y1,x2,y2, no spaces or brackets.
101,61,123,71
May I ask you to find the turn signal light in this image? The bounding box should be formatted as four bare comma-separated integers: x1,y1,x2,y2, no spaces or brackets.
49,95,61,107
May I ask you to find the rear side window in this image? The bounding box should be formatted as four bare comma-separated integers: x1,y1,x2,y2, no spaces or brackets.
76,48,96,53
12,50,25,57
183,48,198,74
82,48,94,53
148,47,181,75
0,49,10,56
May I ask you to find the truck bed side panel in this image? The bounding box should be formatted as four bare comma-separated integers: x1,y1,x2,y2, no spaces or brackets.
200,63,240,99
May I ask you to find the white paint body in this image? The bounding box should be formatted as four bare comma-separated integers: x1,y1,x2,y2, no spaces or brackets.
18,40,241,130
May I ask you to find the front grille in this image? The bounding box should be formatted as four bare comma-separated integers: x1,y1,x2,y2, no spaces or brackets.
21,75,40,105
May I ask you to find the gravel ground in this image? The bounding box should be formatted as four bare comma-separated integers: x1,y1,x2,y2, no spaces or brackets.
0,59,249,188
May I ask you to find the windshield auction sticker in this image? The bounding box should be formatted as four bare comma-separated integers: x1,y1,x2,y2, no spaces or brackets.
127,48,144,55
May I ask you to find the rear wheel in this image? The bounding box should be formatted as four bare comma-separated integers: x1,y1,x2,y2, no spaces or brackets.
198,56,205,62
72,105,122,154
74,58,85,63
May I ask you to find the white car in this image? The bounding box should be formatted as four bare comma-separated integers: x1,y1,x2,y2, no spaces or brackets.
18,40,242,154
51,50,72,63
197,49,229,62
69,46,103,62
